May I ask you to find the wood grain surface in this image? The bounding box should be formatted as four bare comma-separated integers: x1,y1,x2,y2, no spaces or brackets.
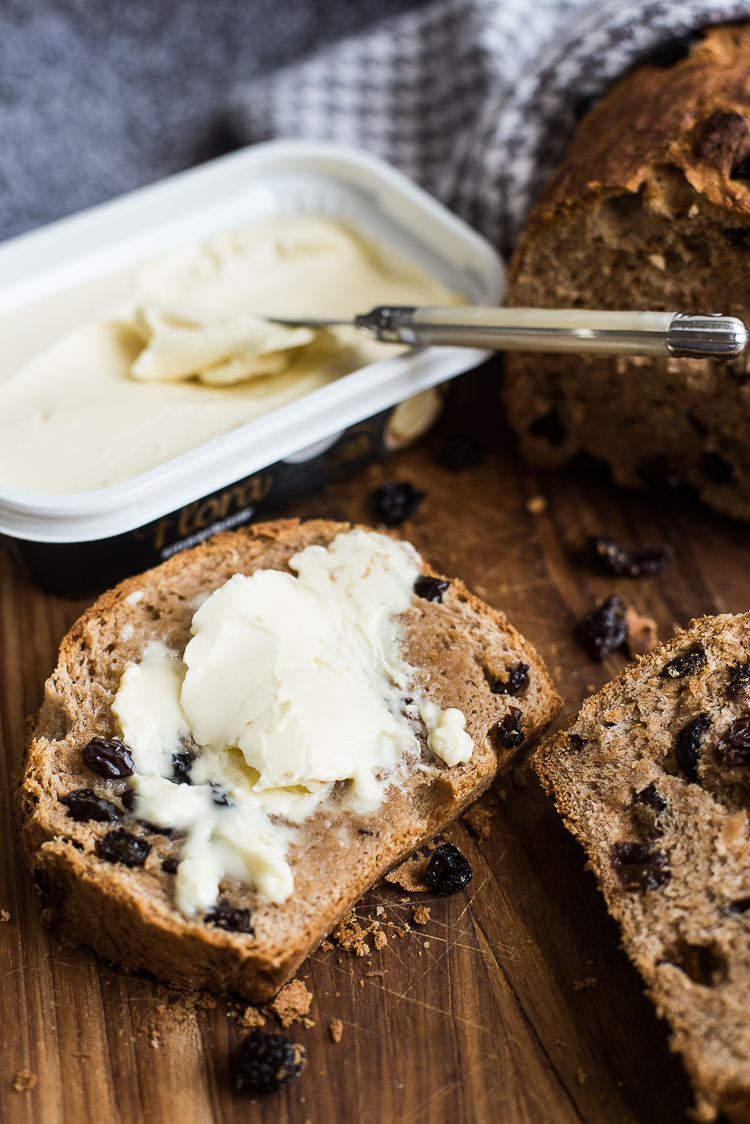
3,362,747,1124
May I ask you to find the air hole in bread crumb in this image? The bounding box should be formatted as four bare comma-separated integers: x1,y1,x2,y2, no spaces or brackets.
662,940,727,986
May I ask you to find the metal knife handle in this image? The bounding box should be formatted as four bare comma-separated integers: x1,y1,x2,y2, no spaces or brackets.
353,306,749,359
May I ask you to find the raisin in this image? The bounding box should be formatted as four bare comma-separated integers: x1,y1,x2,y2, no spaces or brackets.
727,659,750,700
172,752,193,785
441,433,484,472
653,31,703,67
728,896,750,914
61,788,123,824
496,706,524,749
577,595,627,660
701,452,734,483
236,1030,306,1092
528,407,566,446
121,788,137,811
674,713,710,784
33,866,51,896
82,737,134,779
210,784,232,807
609,842,670,891
569,733,586,750
730,163,750,184
161,856,180,875
635,784,668,815
573,92,600,121
414,575,450,603
424,842,472,894
713,717,750,767
369,481,425,526
588,534,674,578
96,828,151,867
490,662,530,697
205,904,253,933
661,648,706,679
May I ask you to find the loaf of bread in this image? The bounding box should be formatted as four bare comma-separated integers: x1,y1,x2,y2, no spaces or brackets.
505,23,750,521
16,518,560,1001
534,613,750,1124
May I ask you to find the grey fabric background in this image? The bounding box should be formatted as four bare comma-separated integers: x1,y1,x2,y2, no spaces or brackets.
0,0,431,242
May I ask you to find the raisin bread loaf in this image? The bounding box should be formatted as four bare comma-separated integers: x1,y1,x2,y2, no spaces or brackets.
505,23,750,521
534,613,750,1124
16,518,560,1001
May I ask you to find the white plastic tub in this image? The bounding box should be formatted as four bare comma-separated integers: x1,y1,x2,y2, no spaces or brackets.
0,140,504,594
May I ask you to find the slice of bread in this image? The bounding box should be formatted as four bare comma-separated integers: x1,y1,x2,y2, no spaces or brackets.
505,23,750,521
17,518,560,1001
534,613,750,1124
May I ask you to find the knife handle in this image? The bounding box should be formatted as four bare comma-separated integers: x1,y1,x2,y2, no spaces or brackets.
353,306,749,359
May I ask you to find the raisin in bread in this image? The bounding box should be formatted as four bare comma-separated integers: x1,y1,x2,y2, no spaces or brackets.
534,613,750,1124
505,23,750,521
16,518,560,1001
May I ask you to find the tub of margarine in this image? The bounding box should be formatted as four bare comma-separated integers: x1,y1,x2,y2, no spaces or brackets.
0,140,503,595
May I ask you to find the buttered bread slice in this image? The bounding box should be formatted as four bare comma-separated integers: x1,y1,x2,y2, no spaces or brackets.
17,518,559,1000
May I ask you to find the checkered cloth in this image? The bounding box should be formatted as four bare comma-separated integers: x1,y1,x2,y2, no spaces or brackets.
231,0,750,253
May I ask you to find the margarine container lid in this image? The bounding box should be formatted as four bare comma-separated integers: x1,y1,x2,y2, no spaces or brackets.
0,140,504,543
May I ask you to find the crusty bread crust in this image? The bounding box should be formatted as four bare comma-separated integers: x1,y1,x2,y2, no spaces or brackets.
505,24,750,521
16,518,560,1000
534,613,750,1124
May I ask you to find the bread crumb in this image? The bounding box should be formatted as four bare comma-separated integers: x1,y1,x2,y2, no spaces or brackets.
372,930,387,950
385,853,429,892
412,905,431,925
319,940,334,952
375,905,385,916
625,606,660,658
573,977,598,991
240,1006,266,1029
576,1068,588,1086
366,970,385,978
13,1070,37,1092
526,495,548,515
329,1019,344,1043
462,796,498,840
423,941,430,949
0,909,9,922
268,979,313,1028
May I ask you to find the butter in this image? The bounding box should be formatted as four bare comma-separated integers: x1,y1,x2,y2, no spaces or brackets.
0,217,463,493
112,530,475,916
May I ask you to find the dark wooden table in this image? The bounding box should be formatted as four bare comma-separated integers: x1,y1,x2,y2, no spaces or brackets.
3,364,747,1124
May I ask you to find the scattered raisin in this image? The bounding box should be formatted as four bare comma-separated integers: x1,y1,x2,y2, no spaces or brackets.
728,896,750,914
490,662,530,697
635,784,668,815
577,595,627,660
82,737,134,779
588,534,674,578
414,575,450,602
653,30,703,67
441,433,483,472
172,752,193,785
573,92,600,121
569,733,586,750
161,856,180,875
675,713,710,784
701,451,734,483
727,659,750,700
369,481,425,526
528,407,566,446
495,706,525,749
609,842,670,891
236,1030,306,1092
96,829,151,867
425,842,473,894
61,788,123,824
661,649,706,679
713,717,750,767
210,784,232,807
205,904,253,933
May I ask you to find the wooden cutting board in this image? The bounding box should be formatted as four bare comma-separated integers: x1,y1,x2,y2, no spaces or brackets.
3,363,745,1124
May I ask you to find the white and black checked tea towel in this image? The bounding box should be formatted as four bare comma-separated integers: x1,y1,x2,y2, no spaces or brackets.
231,0,750,253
